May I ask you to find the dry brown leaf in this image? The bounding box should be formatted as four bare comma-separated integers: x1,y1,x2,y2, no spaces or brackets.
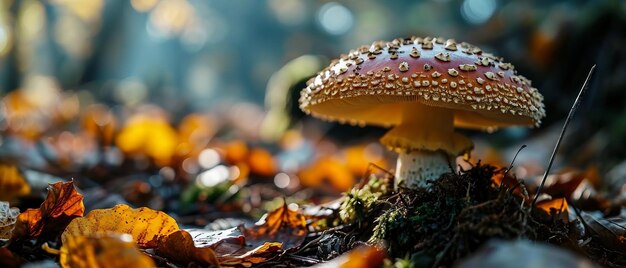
156,229,222,266
62,204,178,248
0,163,31,202
60,233,155,268
0,201,20,239
540,167,598,198
0,247,22,268
12,181,84,240
244,201,307,249
157,228,282,267
581,212,626,252
156,202,306,266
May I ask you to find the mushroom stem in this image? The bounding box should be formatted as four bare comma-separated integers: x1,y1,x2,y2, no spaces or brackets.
396,150,453,188
379,103,472,188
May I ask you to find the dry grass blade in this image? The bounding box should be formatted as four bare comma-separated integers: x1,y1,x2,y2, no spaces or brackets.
532,65,596,208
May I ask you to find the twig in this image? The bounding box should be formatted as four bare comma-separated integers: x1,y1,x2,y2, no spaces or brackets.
504,144,526,178
531,65,596,209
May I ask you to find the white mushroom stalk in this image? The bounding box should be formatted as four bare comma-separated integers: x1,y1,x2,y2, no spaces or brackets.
380,103,472,188
299,36,545,189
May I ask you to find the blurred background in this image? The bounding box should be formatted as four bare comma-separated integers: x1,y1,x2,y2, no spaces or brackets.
1,0,626,216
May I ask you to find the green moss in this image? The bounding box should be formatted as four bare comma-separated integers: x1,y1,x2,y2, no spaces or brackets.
339,174,391,223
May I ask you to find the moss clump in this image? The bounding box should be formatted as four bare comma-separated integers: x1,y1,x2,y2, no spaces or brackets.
339,174,391,224
336,163,566,266
293,163,589,267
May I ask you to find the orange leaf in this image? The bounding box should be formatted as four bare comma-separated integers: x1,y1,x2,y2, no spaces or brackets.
12,181,84,240
299,157,355,191
62,204,178,248
247,148,277,177
244,201,307,249
0,202,20,239
60,233,155,268
536,198,569,221
313,246,386,268
0,163,31,202
222,140,249,164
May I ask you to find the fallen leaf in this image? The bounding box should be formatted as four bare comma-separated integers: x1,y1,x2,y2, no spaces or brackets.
116,113,179,166
156,229,223,266
0,247,22,268
62,204,178,248
581,212,626,252
244,201,307,249
247,148,277,177
156,202,307,266
298,157,355,191
0,201,20,239
157,228,283,267
0,163,31,202
222,140,249,164
60,233,154,268
177,113,217,156
12,181,83,240
343,144,387,177
536,198,569,222
311,246,386,268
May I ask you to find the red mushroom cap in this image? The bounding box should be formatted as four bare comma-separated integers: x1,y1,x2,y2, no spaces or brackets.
299,37,545,130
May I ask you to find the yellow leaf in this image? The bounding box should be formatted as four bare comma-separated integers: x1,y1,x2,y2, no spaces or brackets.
0,163,31,202
0,201,20,239
62,204,178,248
60,233,155,268
116,114,178,166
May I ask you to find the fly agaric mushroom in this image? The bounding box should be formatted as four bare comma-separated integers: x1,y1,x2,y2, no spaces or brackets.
299,37,545,188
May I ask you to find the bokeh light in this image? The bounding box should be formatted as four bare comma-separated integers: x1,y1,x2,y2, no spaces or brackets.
317,2,354,35
461,0,497,24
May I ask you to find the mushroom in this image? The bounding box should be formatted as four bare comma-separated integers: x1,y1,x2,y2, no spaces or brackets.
299,37,545,189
